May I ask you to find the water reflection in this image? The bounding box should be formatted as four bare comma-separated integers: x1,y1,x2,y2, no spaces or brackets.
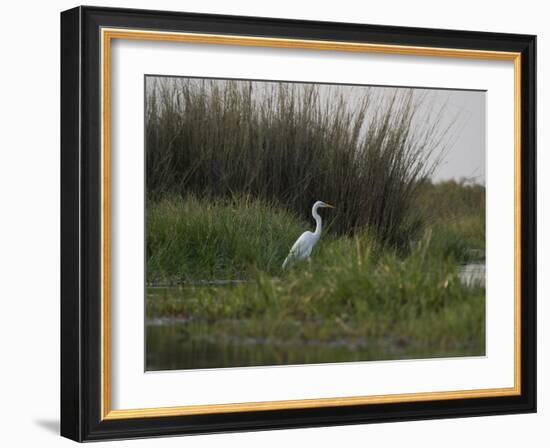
458,263,485,287
146,318,479,371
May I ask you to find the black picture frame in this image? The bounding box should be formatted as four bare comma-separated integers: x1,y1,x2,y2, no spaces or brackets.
61,5,536,442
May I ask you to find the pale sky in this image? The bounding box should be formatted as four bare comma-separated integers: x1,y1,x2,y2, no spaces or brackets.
318,84,486,184
324,84,486,184
425,89,485,184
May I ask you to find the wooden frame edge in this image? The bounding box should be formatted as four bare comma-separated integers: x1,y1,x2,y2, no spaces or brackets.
99,27,523,421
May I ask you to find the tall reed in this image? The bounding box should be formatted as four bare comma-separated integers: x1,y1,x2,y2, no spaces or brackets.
145,77,452,248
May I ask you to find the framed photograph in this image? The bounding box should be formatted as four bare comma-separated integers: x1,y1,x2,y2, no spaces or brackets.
60,6,536,441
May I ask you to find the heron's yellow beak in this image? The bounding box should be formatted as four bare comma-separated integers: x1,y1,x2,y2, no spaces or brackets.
324,203,335,209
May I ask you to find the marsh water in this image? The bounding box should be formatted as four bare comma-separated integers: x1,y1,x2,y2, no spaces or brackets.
458,262,485,287
145,263,485,371
145,318,478,371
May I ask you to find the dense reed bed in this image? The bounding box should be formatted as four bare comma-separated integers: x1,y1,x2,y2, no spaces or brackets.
146,77,453,247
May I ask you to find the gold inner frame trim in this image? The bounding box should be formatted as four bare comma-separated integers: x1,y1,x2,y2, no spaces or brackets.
100,27,522,421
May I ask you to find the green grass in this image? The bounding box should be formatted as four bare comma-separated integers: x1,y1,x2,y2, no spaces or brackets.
146,195,309,283
146,194,485,367
146,237,485,362
148,234,484,327
416,180,485,262
147,184,485,284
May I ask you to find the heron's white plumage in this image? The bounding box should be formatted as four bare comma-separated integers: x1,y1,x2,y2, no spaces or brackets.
282,201,334,269
282,231,318,269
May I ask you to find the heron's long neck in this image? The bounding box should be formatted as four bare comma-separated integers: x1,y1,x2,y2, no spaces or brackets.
312,207,322,238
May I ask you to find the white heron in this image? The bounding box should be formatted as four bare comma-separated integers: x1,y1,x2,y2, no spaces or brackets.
282,201,335,269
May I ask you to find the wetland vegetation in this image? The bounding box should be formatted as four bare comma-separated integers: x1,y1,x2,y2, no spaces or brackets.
145,77,485,370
